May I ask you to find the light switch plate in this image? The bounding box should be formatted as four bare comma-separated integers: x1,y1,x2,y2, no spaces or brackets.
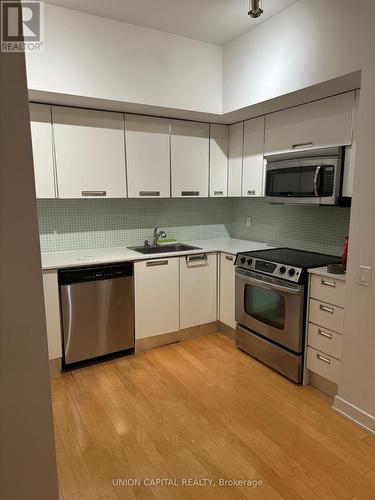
246,216,252,228
359,265,372,287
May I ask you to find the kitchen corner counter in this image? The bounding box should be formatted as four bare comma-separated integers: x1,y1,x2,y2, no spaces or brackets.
308,266,346,281
41,238,271,271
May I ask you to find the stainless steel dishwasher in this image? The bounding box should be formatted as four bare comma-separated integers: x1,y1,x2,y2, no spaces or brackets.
59,262,134,366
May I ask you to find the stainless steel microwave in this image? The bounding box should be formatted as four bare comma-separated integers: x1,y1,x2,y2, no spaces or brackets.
265,147,343,205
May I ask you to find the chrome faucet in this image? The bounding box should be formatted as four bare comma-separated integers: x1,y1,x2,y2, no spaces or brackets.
152,226,167,246
144,226,167,247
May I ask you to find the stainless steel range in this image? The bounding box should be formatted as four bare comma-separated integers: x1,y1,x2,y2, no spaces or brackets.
235,248,340,383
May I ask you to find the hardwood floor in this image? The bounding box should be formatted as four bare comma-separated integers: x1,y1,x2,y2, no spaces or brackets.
52,333,375,499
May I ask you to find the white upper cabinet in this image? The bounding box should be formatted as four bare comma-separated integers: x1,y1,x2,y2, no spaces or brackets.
126,114,170,198
29,103,56,198
242,116,265,197
52,106,127,199
265,92,355,155
228,122,243,197
342,90,360,198
171,120,209,198
209,124,229,197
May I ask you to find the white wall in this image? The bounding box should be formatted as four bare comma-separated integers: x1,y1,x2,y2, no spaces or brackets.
0,45,58,499
223,0,368,112
26,3,223,113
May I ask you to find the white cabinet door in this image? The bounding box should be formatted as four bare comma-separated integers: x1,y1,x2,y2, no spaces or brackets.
52,106,127,198
180,253,217,329
228,122,243,197
342,90,360,197
219,253,236,329
29,103,56,198
209,124,228,197
242,116,265,197
126,114,170,198
42,270,63,360
171,120,209,198
135,258,179,339
265,92,355,155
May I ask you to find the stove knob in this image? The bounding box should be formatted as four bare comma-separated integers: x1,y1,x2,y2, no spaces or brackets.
247,258,253,266
288,268,296,277
279,266,286,274
240,257,246,264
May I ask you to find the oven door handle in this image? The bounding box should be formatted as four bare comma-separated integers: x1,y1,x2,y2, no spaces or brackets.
237,272,302,295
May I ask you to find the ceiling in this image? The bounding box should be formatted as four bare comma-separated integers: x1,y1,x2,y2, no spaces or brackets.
46,0,298,46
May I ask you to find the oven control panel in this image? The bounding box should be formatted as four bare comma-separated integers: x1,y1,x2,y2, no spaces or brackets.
235,255,302,283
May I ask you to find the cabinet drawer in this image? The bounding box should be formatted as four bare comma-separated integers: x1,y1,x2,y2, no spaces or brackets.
307,323,343,360
309,299,344,334
310,274,346,307
307,347,340,384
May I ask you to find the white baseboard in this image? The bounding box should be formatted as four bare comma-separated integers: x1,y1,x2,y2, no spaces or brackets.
333,395,375,435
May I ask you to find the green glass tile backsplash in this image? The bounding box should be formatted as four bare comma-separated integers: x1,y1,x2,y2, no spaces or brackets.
37,197,350,256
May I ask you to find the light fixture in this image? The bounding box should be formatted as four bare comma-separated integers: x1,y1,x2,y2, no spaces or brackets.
248,0,263,18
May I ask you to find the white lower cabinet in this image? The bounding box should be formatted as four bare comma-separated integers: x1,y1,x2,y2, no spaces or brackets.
42,270,63,360
219,253,236,329
180,253,217,329
135,258,179,339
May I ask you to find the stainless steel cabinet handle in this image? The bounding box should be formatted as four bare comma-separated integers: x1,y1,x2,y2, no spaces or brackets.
181,191,199,196
214,191,223,196
225,255,234,262
247,190,256,196
320,304,334,314
146,260,168,267
139,191,160,197
316,353,331,364
81,191,107,197
318,329,333,339
186,254,207,262
292,141,313,150
321,278,336,288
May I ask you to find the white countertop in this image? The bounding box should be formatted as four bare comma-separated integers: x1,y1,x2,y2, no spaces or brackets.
41,238,271,270
308,266,346,281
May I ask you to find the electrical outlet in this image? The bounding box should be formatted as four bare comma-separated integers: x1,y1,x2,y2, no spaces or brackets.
246,216,252,228
359,265,372,287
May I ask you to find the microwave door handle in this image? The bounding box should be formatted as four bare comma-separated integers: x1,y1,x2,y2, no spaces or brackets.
313,165,322,196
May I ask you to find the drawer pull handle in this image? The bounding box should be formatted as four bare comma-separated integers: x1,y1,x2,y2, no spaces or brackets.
292,141,313,150
146,260,168,267
139,191,160,197
321,279,336,288
225,255,234,262
318,329,333,340
320,304,334,314
186,253,207,263
214,191,224,196
81,190,107,197
247,189,256,196
181,191,199,196
316,353,331,364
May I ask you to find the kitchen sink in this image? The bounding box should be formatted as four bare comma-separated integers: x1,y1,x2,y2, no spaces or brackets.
129,243,202,254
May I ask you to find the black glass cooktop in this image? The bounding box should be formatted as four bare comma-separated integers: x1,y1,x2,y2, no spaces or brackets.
240,248,340,269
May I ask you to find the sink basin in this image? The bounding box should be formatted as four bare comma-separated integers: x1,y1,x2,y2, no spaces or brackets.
129,243,202,254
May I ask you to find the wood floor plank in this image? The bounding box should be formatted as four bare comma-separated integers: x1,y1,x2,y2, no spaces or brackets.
51,334,375,499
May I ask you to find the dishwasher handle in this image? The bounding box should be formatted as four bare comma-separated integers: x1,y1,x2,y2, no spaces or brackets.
59,262,133,285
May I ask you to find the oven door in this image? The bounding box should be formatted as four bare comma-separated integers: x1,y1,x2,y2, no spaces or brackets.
235,269,305,353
